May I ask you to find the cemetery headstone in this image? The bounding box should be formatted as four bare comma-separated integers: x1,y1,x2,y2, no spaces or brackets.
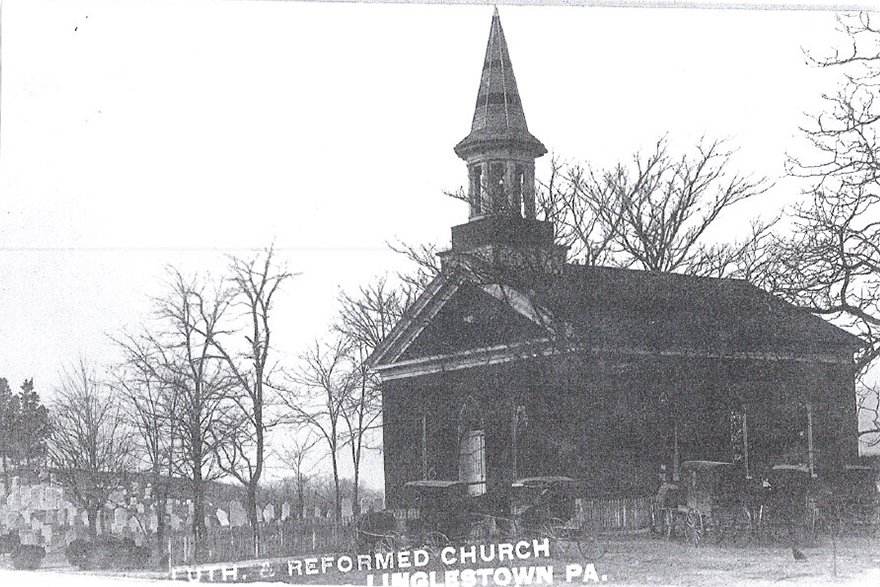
229,500,247,527
262,503,275,523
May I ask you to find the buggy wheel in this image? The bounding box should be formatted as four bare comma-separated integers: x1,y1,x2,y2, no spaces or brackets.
375,535,396,555
537,518,564,558
468,519,492,544
684,512,703,547
422,531,450,558
576,533,606,560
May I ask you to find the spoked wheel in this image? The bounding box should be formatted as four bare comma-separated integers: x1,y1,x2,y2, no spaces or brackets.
375,535,397,555
575,533,606,560
422,531,451,559
468,518,492,544
541,518,603,560
684,512,704,547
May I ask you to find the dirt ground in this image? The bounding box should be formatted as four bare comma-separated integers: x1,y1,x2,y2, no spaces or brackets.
3,533,878,586
593,533,879,586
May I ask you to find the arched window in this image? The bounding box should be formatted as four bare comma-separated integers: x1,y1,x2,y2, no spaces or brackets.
458,396,487,496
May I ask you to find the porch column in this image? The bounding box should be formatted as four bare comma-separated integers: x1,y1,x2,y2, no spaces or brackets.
672,421,680,482
742,410,751,479
806,401,816,478
421,414,428,480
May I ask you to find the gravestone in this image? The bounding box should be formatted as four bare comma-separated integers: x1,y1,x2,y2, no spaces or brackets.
262,504,275,523
114,507,129,530
46,486,62,509
68,506,80,527
7,488,21,509
30,486,43,509
228,500,247,527
148,513,159,532
341,499,353,518
280,502,291,521
169,512,182,532
6,511,24,530
41,524,53,545
216,508,229,527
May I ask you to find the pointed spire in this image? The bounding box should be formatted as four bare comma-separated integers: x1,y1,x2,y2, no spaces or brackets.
455,8,546,160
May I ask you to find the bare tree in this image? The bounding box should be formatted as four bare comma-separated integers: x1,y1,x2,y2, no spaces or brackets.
768,12,880,445
538,137,773,277
387,240,442,300
335,279,403,516
278,337,354,520
113,333,180,557
205,248,293,553
48,360,133,540
280,432,320,519
149,269,236,560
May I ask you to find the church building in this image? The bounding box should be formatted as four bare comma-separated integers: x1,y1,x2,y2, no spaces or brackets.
370,10,862,508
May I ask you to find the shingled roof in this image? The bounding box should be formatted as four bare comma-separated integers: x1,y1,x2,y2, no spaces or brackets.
531,264,861,358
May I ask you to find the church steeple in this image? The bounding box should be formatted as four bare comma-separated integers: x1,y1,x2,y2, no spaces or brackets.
455,7,546,220
444,8,566,273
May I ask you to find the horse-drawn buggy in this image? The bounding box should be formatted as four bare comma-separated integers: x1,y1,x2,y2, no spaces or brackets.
357,480,476,555
824,465,880,535
661,461,758,545
758,464,828,543
507,476,606,559
358,476,605,560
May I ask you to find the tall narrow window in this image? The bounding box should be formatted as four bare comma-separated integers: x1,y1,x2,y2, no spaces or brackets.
469,164,483,217
513,164,524,217
458,397,487,496
488,161,505,214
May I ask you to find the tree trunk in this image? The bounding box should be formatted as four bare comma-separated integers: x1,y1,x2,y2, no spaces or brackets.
2,455,8,492
250,395,264,557
351,432,362,518
192,468,206,562
155,471,167,565
246,483,260,558
352,467,361,518
87,506,99,540
331,450,341,521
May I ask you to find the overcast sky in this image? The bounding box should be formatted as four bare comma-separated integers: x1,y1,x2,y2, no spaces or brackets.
1,1,871,485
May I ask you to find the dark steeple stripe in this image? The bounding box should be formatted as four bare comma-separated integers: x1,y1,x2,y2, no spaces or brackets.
476,92,521,107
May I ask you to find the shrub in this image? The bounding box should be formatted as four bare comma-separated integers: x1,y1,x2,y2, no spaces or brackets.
65,538,90,568
11,544,45,570
0,531,20,554
68,536,151,570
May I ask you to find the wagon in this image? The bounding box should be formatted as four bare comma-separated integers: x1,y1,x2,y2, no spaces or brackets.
363,480,479,556
824,465,879,535
507,476,606,559
760,464,824,543
671,461,756,545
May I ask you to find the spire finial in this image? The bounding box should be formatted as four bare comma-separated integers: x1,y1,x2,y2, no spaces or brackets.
493,5,499,17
